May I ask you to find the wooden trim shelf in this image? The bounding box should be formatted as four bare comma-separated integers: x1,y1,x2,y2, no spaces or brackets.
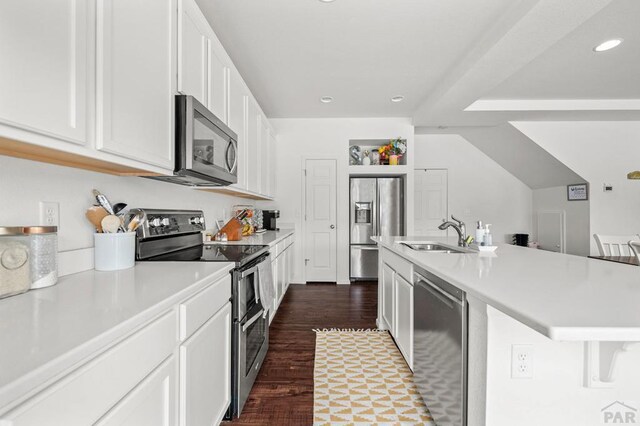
0,137,162,176
348,165,410,175
196,186,274,201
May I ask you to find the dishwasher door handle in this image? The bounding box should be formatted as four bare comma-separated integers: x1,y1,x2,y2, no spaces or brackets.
415,273,462,306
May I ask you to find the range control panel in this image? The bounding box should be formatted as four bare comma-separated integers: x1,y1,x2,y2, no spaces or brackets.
130,209,206,239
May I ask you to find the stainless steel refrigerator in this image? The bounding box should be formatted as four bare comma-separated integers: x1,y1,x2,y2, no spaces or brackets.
350,177,405,280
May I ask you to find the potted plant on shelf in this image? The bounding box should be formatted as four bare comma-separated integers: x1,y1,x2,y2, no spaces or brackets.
378,138,406,165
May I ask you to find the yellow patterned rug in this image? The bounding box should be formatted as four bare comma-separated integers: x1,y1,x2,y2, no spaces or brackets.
313,329,433,425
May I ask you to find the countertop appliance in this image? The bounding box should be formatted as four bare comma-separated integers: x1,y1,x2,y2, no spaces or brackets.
414,266,468,426
149,95,238,187
350,177,404,280
133,209,270,419
262,210,280,231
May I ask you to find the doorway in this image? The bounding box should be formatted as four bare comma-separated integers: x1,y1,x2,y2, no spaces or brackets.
304,159,337,282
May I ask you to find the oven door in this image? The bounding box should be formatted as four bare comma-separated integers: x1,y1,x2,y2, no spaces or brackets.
176,95,238,185
235,300,268,417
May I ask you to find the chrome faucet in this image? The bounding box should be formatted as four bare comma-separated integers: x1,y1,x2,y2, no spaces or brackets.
438,215,467,247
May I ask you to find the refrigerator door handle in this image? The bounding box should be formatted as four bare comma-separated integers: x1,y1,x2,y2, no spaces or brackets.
374,179,379,236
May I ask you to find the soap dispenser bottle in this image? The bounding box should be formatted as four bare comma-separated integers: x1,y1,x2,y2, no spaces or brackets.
483,224,493,246
475,221,485,245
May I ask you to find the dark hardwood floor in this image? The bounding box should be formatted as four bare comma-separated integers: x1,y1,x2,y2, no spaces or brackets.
228,282,378,425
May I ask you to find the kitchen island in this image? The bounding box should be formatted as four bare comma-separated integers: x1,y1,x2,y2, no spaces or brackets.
374,236,640,426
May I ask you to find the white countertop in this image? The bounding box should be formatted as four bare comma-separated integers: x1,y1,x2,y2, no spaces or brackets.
0,261,233,410
204,229,294,247
374,236,640,342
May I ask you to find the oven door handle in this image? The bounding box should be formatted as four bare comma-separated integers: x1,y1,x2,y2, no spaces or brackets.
241,308,265,332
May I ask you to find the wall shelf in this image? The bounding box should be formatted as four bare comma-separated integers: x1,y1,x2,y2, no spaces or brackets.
348,165,410,176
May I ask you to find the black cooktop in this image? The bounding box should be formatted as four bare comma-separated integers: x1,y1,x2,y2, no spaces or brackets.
142,244,269,266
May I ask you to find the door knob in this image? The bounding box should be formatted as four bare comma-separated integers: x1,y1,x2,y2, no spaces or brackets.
330,225,335,229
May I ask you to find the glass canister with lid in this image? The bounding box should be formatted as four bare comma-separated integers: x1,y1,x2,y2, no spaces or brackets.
24,226,58,289
0,226,58,298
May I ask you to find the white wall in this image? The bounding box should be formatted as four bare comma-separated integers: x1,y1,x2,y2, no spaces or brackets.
532,186,590,256
262,118,414,284
0,156,251,261
414,134,532,243
513,121,640,255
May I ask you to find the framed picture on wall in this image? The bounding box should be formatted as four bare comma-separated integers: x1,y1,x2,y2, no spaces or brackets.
567,183,588,201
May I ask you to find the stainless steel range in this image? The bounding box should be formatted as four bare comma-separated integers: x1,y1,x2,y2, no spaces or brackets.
131,209,271,419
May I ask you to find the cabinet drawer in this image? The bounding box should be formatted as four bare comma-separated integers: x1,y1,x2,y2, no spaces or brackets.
269,246,278,260
179,274,231,341
382,248,414,283
1,310,176,425
285,235,294,248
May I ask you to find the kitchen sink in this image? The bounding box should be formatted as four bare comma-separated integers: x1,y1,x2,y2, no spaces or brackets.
400,242,473,254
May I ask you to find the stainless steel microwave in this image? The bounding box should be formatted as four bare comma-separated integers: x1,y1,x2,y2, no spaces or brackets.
150,95,238,187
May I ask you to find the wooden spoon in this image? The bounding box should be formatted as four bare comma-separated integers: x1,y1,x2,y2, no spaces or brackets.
86,206,109,232
101,215,122,233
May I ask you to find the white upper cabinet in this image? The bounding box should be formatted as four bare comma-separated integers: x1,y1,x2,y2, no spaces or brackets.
0,0,89,145
177,0,208,106
246,98,261,194
228,69,248,189
259,117,270,195
268,130,277,198
96,0,176,170
207,45,228,123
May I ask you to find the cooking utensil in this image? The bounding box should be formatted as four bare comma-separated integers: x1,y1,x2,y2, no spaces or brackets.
126,210,146,232
86,206,109,232
92,189,115,215
101,215,121,234
112,203,128,215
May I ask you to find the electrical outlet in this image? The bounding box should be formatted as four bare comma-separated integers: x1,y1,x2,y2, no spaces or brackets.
39,201,60,228
511,344,533,379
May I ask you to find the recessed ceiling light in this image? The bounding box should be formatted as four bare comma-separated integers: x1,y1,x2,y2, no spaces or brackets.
391,96,404,103
320,96,333,103
593,39,623,52
319,0,335,3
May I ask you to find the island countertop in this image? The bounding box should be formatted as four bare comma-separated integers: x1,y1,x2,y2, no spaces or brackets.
373,236,640,342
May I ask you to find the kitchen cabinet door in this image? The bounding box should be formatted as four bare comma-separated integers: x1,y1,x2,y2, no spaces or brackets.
0,0,89,145
177,0,208,106
246,99,260,193
268,130,278,198
96,356,177,426
228,69,247,190
381,263,395,334
96,0,176,170
207,43,228,123
394,274,413,369
179,302,231,426
277,252,286,304
286,243,294,291
259,117,270,196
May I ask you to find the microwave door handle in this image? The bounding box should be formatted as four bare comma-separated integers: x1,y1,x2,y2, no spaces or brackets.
226,140,238,173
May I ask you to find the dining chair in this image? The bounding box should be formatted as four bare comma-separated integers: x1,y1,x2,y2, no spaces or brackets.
628,241,640,261
593,234,640,256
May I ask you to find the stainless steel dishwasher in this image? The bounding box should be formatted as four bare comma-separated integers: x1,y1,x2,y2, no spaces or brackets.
413,266,467,426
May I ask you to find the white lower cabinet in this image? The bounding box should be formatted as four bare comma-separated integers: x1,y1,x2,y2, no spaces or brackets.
394,274,414,369
380,249,414,368
381,263,395,334
267,237,294,324
0,273,232,426
96,356,177,426
179,302,231,426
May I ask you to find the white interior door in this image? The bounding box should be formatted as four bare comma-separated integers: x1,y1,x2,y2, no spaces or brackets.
537,210,565,253
304,159,337,282
414,169,448,236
